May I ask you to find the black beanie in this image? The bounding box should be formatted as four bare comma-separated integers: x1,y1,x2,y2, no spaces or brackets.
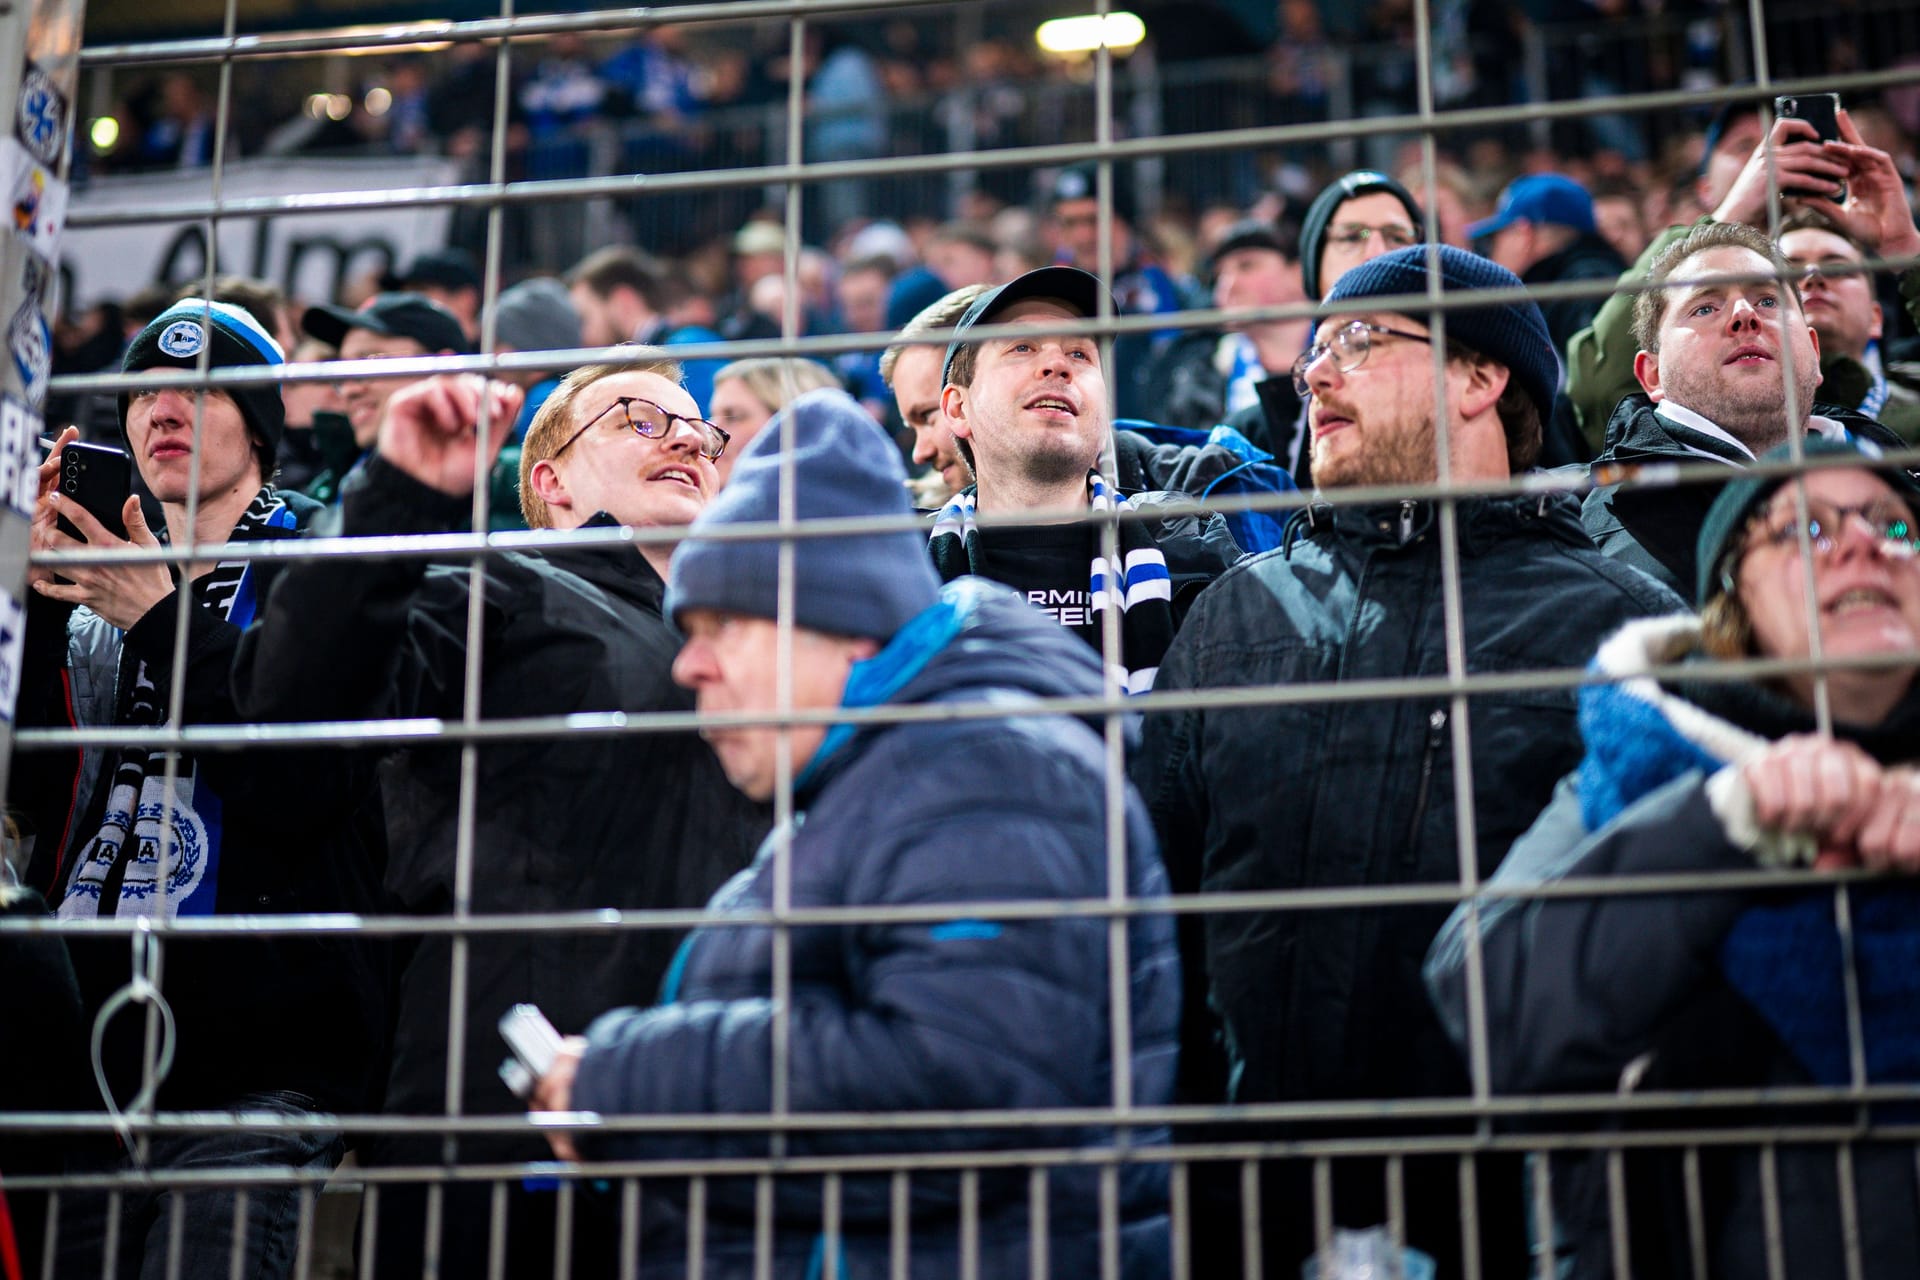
1299,169,1425,302
120,298,287,454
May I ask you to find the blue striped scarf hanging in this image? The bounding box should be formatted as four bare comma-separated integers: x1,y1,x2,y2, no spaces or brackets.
928,470,1173,693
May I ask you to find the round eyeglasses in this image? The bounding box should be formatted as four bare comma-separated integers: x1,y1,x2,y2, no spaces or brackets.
1291,320,1435,396
1748,497,1919,559
553,395,730,462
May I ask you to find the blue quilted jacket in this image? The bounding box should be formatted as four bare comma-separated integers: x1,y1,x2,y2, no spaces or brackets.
569,582,1181,1278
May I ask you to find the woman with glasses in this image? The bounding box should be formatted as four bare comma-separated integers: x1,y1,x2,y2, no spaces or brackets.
1426,437,1920,1279
706,357,841,486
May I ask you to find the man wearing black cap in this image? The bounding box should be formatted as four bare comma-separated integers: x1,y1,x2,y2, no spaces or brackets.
1132,247,1682,1280
931,265,1242,692
15,299,387,1277
391,246,483,344
1214,168,1427,480
299,291,468,500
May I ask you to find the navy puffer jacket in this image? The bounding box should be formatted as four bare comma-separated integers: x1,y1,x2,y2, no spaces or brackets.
569,582,1181,1279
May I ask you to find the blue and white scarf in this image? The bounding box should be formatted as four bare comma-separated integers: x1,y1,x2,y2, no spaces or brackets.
928,470,1173,693
59,487,300,920
1576,615,1920,1093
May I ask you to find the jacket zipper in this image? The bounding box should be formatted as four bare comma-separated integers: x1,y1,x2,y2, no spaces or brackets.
1398,499,1419,544
1402,708,1448,867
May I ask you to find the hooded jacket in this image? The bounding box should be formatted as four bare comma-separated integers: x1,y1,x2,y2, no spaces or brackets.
233,456,767,1164
567,582,1181,1279
1582,393,1913,596
1425,616,1920,1280
1131,490,1682,1277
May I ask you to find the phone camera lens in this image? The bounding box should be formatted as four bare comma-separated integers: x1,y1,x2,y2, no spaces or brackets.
1782,98,1797,115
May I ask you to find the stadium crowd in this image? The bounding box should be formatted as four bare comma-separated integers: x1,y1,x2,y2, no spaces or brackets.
7,57,1920,1280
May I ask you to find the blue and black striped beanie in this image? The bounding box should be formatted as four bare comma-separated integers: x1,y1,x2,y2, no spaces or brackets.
121,297,287,453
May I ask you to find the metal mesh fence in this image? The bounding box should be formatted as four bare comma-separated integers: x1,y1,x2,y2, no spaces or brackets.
4,0,1920,1276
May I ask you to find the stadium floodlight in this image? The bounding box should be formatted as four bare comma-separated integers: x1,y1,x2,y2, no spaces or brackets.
1035,12,1147,55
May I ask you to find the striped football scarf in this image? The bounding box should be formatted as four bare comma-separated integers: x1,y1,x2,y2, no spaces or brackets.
927,469,1173,693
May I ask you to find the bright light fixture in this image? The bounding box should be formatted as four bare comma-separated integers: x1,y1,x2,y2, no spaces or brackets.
89,115,120,152
1036,12,1146,55
365,87,393,117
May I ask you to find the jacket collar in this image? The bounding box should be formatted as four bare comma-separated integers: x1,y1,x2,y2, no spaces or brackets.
1289,487,1587,556
531,511,667,614
1600,392,1905,465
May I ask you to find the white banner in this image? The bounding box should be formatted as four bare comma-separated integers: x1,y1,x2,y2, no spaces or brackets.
61,154,464,310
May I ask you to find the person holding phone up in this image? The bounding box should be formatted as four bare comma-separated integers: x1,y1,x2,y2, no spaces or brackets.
11,299,388,1280
1567,96,1920,450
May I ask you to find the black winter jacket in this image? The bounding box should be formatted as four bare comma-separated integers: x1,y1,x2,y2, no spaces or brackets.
1582,394,1913,596
234,457,767,1163
12,487,390,1116
1131,490,1682,1276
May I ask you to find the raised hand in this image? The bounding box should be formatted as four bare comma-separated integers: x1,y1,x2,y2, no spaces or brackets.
376,373,524,497
32,491,175,630
1712,117,1852,229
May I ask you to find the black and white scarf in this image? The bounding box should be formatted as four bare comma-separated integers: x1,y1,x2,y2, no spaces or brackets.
928,470,1173,693
58,487,300,920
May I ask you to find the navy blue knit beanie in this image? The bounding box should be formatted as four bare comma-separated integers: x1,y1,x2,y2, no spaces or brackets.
667,388,942,641
121,297,287,453
1299,169,1424,302
1323,244,1561,426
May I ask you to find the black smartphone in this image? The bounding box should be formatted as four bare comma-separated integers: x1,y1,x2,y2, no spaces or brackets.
1775,92,1845,202
53,439,132,543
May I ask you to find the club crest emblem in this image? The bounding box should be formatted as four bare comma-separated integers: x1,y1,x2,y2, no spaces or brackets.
157,319,206,358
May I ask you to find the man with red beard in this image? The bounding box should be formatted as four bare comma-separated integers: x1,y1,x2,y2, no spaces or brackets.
234,352,767,1277
1131,246,1682,1280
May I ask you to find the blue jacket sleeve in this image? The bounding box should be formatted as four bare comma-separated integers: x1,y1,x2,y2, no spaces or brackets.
1424,771,1757,1095
567,814,1119,1165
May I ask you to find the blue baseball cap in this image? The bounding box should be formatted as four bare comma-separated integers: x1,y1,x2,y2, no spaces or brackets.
1466,174,1597,240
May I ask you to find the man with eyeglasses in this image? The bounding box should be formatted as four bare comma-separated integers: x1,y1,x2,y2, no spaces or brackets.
1132,246,1683,1280
1221,169,1424,484
234,353,767,1277
1583,220,1915,597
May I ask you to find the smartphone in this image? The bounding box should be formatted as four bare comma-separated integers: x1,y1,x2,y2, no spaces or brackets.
497,1003,565,1099
53,439,132,543
1775,92,1845,202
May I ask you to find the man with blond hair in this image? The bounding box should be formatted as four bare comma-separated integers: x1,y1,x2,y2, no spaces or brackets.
236,352,765,1277
880,281,990,505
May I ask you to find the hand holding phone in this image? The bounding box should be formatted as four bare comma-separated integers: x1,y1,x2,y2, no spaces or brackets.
499,1003,566,1099
1776,93,1846,202
32,436,174,627
53,440,132,544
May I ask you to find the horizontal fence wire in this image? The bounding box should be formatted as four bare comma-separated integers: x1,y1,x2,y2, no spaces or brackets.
9,0,1920,1275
